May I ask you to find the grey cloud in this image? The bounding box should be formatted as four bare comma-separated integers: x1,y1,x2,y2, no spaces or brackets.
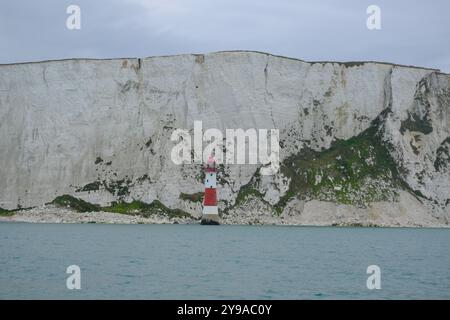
0,0,449,72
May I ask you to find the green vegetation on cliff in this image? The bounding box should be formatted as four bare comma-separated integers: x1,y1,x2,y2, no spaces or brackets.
434,137,450,172
231,123,403,214
50,195,100,212
103,199,191,218
0,207,14,216
75,178,133,197
277,124,401,209
48,195,192,219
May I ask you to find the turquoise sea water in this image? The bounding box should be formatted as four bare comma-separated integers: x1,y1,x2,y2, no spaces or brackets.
0,222,449,299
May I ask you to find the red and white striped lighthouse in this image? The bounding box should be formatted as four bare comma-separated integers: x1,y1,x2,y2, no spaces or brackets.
201,154,219,225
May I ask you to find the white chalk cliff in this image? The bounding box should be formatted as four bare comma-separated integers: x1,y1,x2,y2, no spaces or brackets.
0,51,449,227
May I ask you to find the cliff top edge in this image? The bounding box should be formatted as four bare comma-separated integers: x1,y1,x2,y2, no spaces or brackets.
0,50,443,73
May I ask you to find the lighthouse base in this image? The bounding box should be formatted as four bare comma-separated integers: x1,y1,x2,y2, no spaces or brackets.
201,214,220,225
201,206,220,225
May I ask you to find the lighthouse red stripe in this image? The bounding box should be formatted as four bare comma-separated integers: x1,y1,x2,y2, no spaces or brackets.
204,188,217,206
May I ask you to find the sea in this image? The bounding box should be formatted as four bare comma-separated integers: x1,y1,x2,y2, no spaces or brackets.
0,222,449,299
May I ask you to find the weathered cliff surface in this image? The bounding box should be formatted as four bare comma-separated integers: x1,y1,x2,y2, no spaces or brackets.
0,51,449,226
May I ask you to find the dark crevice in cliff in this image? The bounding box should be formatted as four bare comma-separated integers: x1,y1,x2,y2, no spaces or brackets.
400,77,434,135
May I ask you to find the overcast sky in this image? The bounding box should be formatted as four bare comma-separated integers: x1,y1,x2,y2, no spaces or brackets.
1,0,449,72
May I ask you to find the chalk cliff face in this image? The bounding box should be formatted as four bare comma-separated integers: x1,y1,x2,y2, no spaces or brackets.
0,51,449,226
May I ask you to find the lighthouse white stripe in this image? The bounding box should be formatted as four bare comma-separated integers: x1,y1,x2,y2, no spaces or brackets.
202,205,218,215
204,173,216,188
